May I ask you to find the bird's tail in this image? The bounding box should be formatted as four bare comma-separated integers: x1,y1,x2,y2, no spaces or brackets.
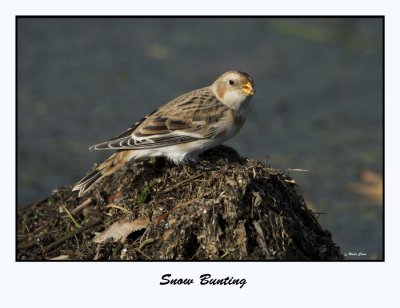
72,150,135,197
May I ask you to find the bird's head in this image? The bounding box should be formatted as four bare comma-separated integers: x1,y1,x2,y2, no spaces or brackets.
211,71,255,110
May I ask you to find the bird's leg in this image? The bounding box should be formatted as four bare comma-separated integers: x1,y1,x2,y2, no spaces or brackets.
186,157,220,171
181,154,220,171
196,163,219,171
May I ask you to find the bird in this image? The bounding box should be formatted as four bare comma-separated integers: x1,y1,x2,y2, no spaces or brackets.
72,70,255,197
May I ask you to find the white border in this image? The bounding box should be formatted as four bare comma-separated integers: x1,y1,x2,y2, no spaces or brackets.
3,0,398,307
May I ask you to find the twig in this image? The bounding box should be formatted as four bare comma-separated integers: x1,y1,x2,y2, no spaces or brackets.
44,218,103,252
24,196,49,209
157,173,205,195
253,221,268,254
71,198,92,215
106,204,134,215
138,238,155,250
17,224,48,242
62,205,82,228
48,255,70,261
313,211,327,218
220,249,234,259
152,196,203,223
135,248,152,260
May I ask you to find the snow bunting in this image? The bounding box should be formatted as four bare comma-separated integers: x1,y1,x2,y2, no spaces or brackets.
73,71,255,197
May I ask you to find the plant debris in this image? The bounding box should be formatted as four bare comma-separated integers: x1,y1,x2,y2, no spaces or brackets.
93,218,150,244
17,145,343,260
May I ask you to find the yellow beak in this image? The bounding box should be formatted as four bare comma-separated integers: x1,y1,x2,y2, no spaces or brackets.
242,81,255,96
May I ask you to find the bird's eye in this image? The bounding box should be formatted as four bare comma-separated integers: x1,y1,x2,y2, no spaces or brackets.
229,80,235,85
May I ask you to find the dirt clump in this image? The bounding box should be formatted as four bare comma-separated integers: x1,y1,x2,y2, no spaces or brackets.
17,145,343,260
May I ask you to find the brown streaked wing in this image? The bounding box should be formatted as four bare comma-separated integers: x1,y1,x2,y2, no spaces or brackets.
107,108,160,141
90,87,227,150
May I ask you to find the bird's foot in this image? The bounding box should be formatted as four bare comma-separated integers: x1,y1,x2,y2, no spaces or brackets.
186,160,220,171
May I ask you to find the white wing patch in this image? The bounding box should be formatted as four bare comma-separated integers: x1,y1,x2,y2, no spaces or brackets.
89,129,214,151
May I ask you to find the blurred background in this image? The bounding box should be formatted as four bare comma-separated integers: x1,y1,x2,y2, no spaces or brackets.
17,17,383,260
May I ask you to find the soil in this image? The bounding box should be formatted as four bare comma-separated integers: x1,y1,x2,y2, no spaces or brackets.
17,145,343,260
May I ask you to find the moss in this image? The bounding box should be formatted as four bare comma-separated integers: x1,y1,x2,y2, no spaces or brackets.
137,186,151,204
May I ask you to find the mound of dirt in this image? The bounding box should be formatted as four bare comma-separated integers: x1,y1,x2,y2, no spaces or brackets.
17,145,343,260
